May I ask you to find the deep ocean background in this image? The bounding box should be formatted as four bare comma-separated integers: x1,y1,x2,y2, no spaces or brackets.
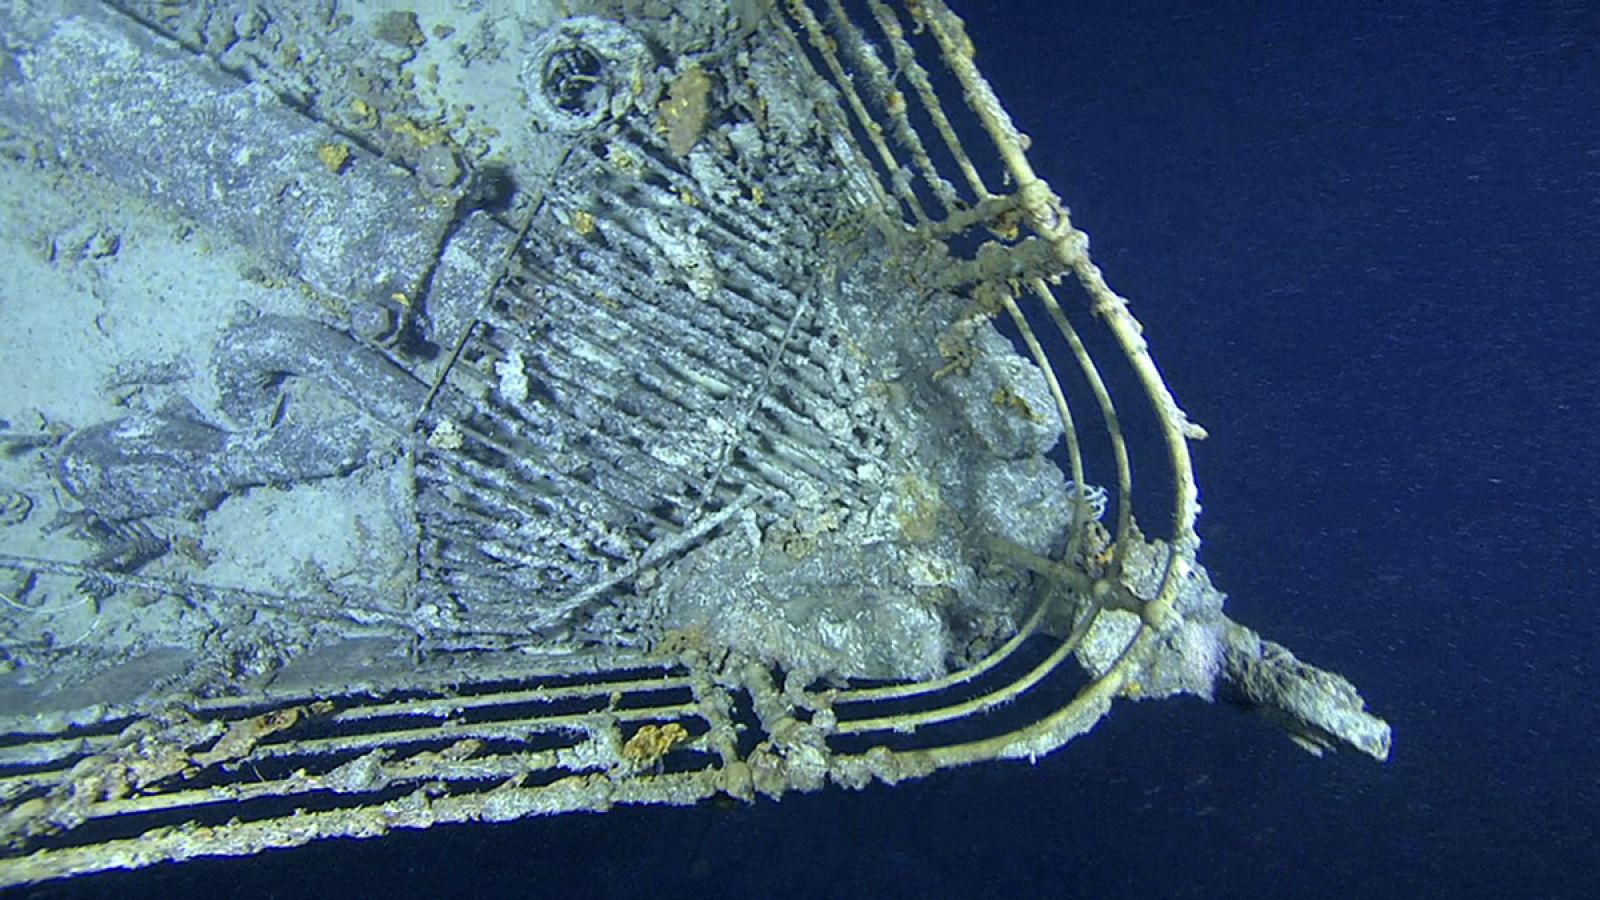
32,1,1599,899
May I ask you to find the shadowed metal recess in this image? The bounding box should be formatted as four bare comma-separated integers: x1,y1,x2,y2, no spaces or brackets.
0,0,1390,885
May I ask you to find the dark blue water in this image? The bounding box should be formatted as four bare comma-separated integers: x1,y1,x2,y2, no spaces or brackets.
33,2,1599,899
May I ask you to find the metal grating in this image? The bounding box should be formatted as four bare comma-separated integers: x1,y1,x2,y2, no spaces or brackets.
0,0,1389,886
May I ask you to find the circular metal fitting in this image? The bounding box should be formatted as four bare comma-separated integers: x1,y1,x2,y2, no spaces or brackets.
522,18,651,133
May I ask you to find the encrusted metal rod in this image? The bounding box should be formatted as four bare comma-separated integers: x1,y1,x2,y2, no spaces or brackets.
824,0,964,217
772,1,899,221
867,0,994,200
327,675,696,723
824,582,1052,704
829,602,1114,736
0,769,728,888
788,0,930,225
911,0,1208,580
874,621,1152,770
0,684,698,806
997,292,1094,526
1028,276,1140,574
243,704,699,763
